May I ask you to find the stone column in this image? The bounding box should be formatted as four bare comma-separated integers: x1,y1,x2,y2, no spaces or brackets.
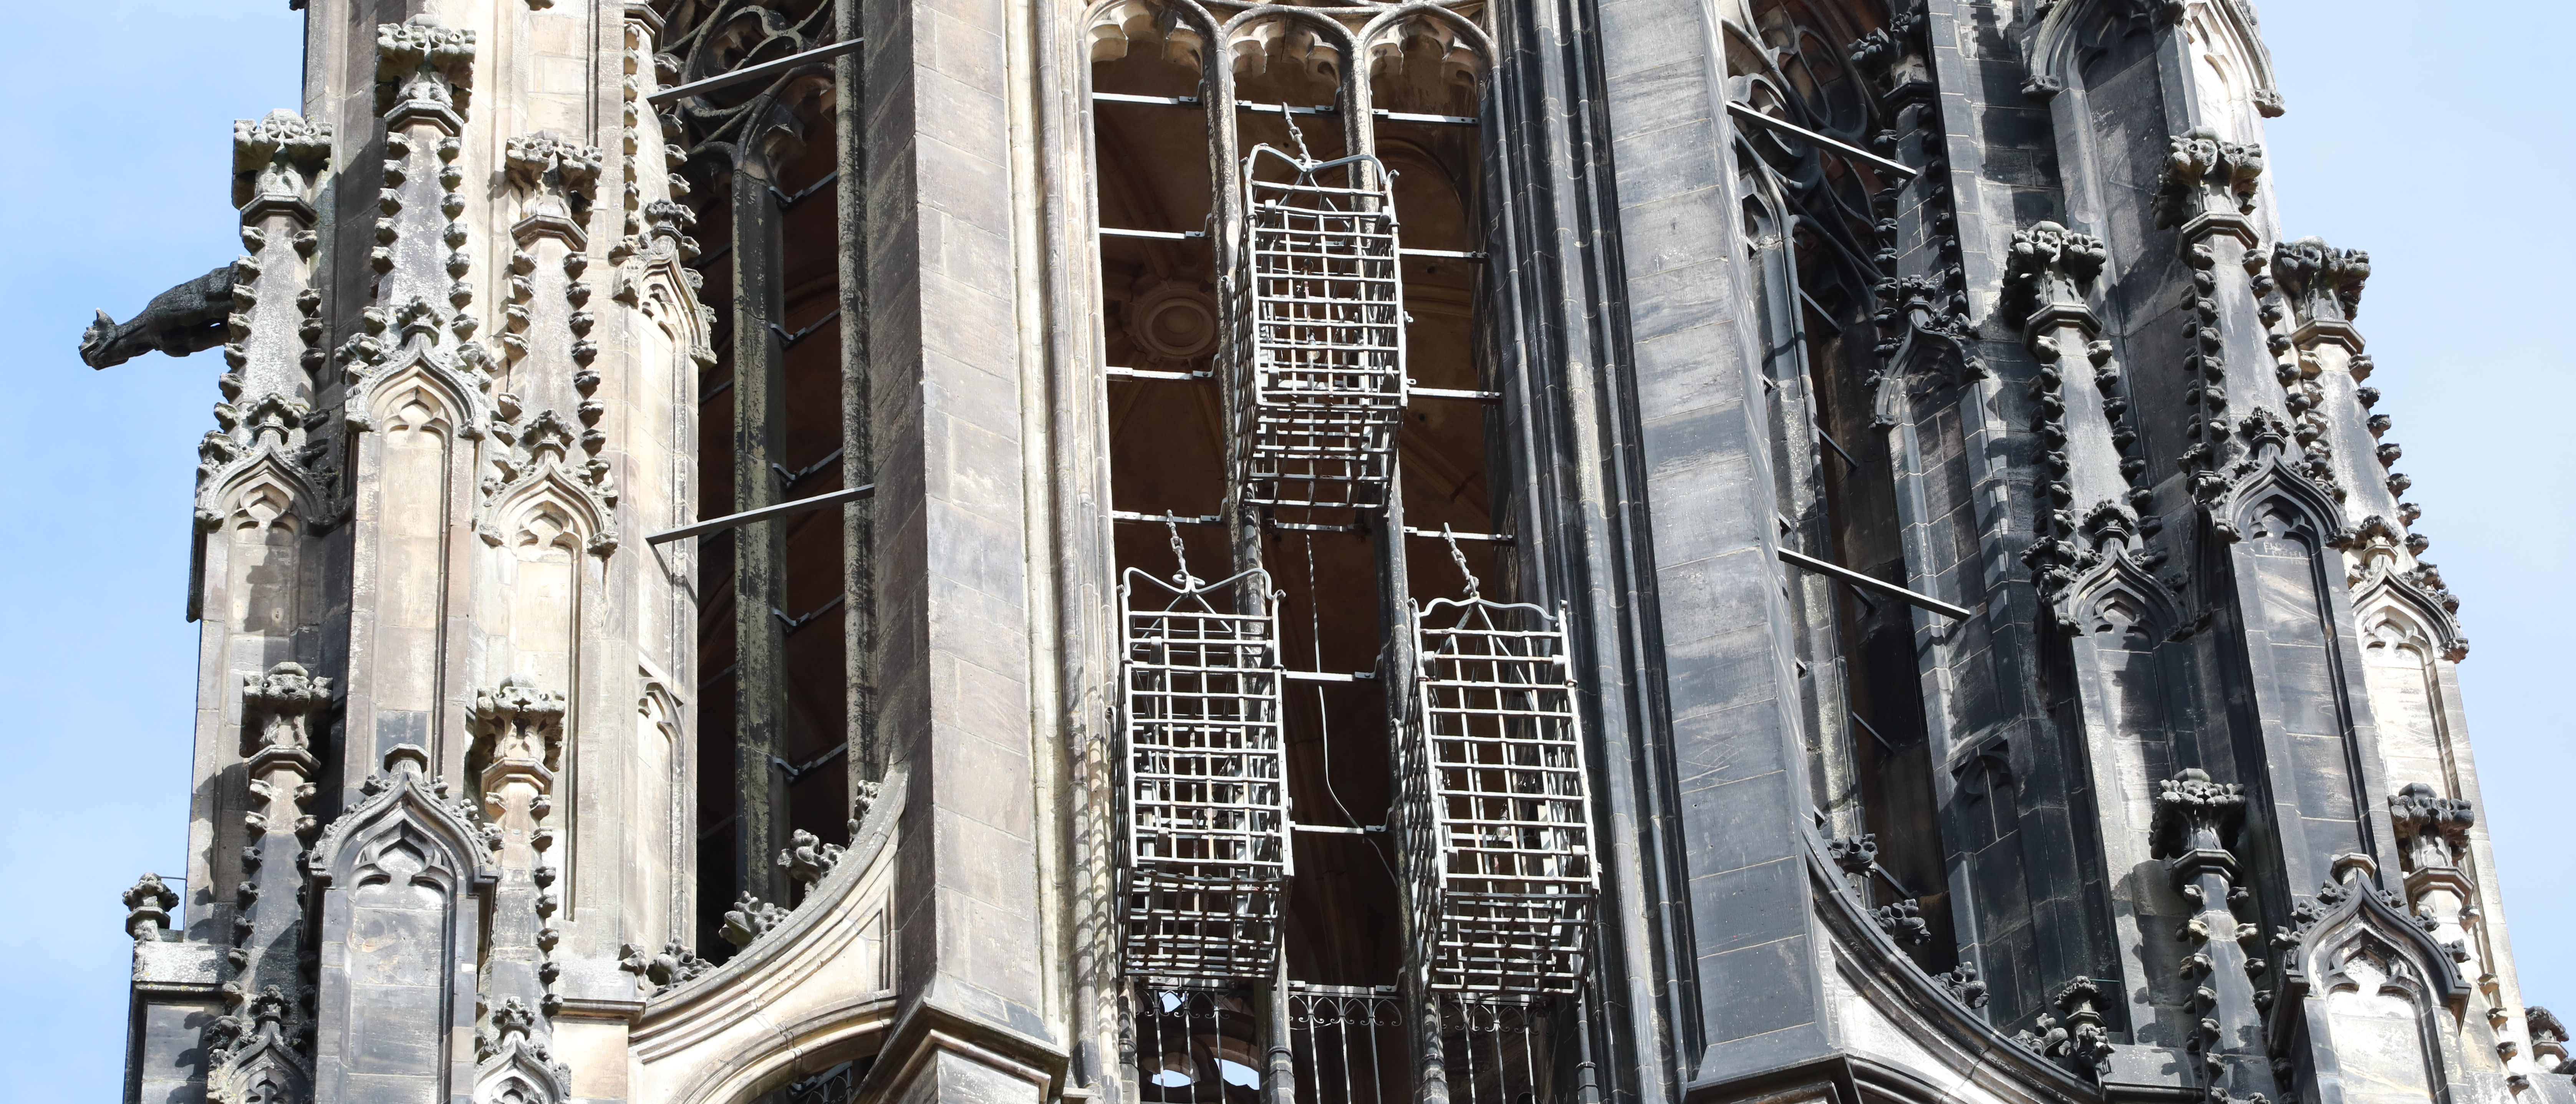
855,0,1067,1090
2152,769,2280,1104
730,137,795,907
471,678,576,1104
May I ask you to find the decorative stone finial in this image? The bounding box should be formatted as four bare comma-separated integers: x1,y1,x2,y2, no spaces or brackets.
122,873,180,943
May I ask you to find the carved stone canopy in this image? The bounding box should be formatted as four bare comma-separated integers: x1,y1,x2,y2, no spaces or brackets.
2155,126,2264,238
472,675,568,783
2387,782,2473,874
376,16,478,123
242,661,331,752
2272,237,2368,326
2152,768,2246,879
2003,221,2108,333
232,110,333,214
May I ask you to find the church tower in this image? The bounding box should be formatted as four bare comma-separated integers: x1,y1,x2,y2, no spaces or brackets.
94,2,2564,1104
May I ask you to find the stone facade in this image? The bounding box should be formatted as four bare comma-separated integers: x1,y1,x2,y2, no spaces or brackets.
93,2,2562,1104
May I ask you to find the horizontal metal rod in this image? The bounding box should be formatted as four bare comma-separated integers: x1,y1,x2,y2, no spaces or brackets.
1851,709,1895,752
1776,547,1970,620
1402,526,1514,544
1797,287,1839,323
1814,421,1859,471
1872,862,1918,900
649,38,865,105
769,307,840,350
1095,91,1201,107
775,593,846,635
774,447,845,488
1411,386,1500,403
1381,110,1478,126
1725,101,1919,182
1112,510,1221,526
1283,669,1372,683
647,484,875,545
1399,247,1486,262
1292,822,1385,835
1233,103,1478,126
775,169,840,211
1102,227,1206,240
1241,101,1338,117
1106,366,1209,382
772,742,847,784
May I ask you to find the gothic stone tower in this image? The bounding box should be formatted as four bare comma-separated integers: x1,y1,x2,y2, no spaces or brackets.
96,2,2569,1104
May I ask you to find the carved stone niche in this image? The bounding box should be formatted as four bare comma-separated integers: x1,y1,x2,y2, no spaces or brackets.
2268,870,2475,1104
306,745,498,1104
206,983,311,1104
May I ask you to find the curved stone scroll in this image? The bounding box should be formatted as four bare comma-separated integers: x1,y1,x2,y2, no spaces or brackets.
631,763,909,1104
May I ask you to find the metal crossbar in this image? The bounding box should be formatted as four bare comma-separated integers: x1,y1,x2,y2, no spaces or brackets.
1405,598,1597,993
1232,146,1406,514
1120,567,1291,981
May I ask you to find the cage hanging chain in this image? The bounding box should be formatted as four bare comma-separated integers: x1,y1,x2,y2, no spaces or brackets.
1165,511,1201,590
1281,101,1316,167
1443,524,1481,599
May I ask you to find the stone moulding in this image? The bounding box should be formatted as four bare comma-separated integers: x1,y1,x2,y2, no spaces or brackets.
629,763,908,1104
1799,837,2104,1104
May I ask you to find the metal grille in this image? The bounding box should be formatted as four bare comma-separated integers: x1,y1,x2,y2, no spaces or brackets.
1121,567,1290,980
1408,598,1597,993
1288,985,1405,1104
1440,995,1557,1104
773,1060,861,1104
1128,982,1263,1104
1232,146,1405,514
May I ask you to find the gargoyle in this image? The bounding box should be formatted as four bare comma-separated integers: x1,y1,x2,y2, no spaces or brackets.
78,264,237,369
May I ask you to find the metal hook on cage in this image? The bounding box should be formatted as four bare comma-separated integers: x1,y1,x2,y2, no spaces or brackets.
1441,524,1480,600
1165,511,1203,591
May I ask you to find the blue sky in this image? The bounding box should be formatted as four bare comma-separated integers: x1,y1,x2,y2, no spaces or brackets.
2,1,2564,1098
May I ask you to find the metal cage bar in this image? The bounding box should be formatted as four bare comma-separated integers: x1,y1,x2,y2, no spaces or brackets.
1120,567,1292,980
1287,984,1405,1104
1405,598,1598,994
1130,981,1263,1104
1438,995,1553,1104
1231,146,1406,514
